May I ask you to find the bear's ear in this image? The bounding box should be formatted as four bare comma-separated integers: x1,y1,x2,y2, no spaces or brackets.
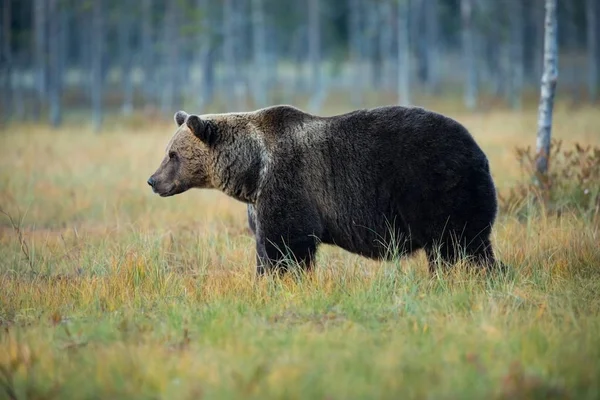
174,110,189,127
187,115,217,145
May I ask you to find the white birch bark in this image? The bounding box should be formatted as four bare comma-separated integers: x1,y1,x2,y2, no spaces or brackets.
535,0,558,178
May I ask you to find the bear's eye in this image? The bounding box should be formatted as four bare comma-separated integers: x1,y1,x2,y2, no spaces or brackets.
168,151,178,160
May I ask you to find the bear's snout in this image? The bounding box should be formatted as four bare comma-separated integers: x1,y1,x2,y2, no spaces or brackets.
147,177,155,187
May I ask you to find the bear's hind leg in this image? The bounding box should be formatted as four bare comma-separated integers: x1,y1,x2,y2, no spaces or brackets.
425,235,502,274
424,241,460,274
465,237,505,271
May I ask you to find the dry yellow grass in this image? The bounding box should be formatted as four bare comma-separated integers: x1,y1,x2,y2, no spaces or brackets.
0,100,599,399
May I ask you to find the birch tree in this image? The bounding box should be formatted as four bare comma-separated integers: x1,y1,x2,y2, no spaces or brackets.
397,0,410,106
535,0,558,180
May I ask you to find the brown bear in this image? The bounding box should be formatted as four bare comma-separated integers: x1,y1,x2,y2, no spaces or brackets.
148,105,502,275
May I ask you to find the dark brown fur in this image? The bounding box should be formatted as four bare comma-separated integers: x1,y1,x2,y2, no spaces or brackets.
148,105,503,275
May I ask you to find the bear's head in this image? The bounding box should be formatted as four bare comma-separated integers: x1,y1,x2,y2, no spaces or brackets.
147,110,217,197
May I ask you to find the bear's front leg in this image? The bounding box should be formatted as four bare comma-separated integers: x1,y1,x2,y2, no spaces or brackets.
254,231,317,275
253,200,322,276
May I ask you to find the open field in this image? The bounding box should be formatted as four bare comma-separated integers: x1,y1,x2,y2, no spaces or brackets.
1,101,600,399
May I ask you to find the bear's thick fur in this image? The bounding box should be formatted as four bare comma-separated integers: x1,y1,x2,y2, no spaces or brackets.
148,105,501,274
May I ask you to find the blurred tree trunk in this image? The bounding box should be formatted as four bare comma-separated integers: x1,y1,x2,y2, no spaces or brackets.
235,0,249,106
531,0,545,86
58,5,68,98
564,0,579,103
91,0,104,132
422,0,438,95
308,0,321,99
535,0,558,181
200,46,215,108
266,23,279,101
77,4,91,94
397,0,410,105
223,0,236,108
349,0,362,107
366,2,379,88
160,0,178,114
481,1,503,98
461,0,477,110
252,0,268,107
523,1,537,86
1,0,12,124
119,0,134,115
414,0,429,90
587,0,598,102
509,0,524,109
141,0,154,105
196,0,214,109
378,0,394,91
48,0,62,127
307,0,325,112
291,25,306,94
13,4,26,121
33,0,47,121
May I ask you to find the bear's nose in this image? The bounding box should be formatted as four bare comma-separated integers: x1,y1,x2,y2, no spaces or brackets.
147,177,155,188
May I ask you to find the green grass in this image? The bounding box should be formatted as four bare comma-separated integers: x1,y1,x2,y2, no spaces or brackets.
1,101,600,399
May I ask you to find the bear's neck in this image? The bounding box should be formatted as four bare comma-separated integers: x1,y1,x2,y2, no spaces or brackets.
215,136,269,204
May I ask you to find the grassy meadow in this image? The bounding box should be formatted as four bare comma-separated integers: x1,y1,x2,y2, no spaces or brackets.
1,99,600,399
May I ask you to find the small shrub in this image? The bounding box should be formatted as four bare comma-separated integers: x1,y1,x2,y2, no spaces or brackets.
498,139,600,219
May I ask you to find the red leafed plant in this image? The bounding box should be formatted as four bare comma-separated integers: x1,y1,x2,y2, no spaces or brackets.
498,139,600,220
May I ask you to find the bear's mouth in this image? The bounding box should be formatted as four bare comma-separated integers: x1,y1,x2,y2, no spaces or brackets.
156,184,186,197
158,186,176,197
